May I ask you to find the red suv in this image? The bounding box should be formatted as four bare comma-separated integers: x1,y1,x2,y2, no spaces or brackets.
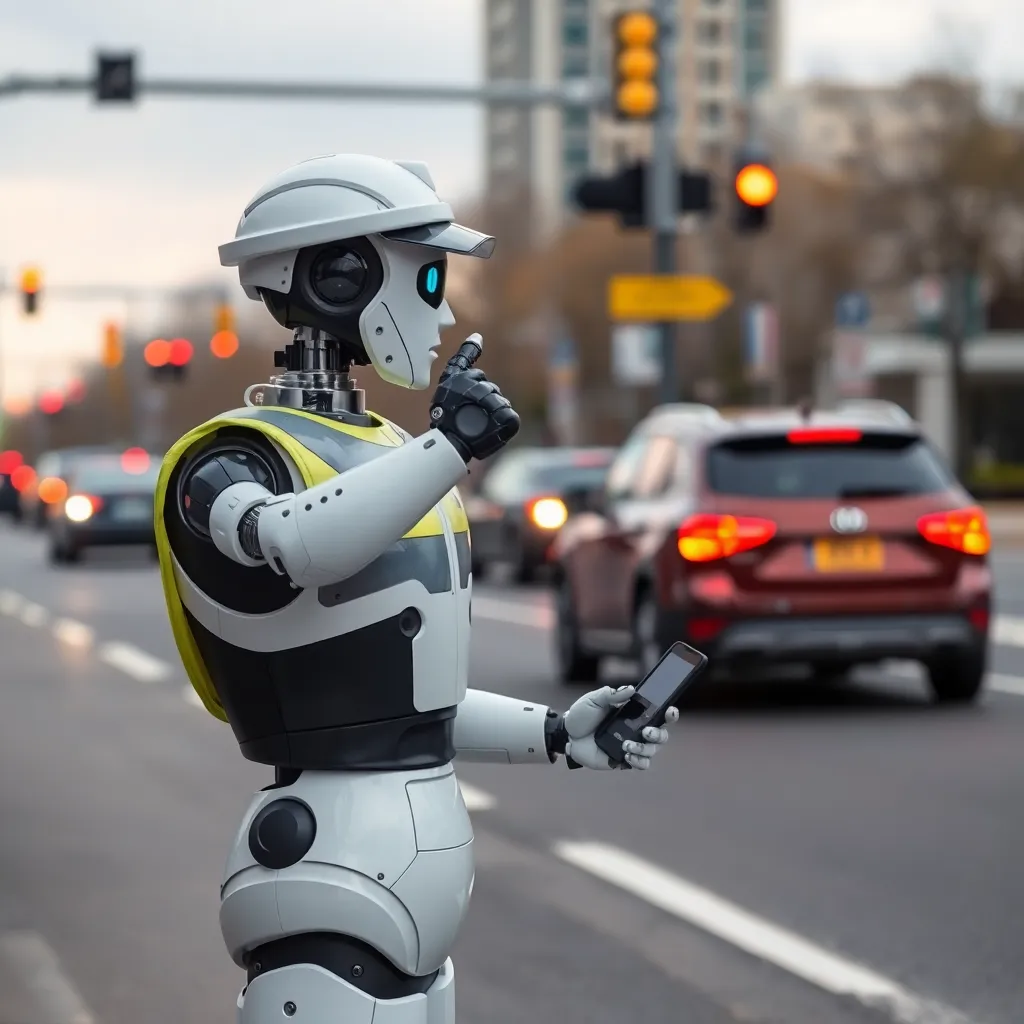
552,402,992,704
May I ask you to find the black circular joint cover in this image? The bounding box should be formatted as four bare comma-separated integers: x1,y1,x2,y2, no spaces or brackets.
248,799,316,870
399,607,422,637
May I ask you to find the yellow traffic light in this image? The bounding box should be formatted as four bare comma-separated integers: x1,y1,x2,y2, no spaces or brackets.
735,164,778,207
215,304,235,333
19,266,41,315
614,11,659,120
101,321,123,368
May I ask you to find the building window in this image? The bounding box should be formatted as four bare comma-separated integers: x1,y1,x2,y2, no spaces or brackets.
696,20,723,44
564,144,590,168
489,0,515,29
563,21,587,47
745,0,768,9
744,52,769,93
563,53,589,77
700,101,723,125
745,20,767,49
697,59,721,85
563,107,589,128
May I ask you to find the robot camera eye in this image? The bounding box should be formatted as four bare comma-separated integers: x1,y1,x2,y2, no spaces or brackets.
309,247,370,306
416,260,447,310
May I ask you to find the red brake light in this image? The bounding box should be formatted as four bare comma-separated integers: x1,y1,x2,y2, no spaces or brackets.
10,465,36,492
917,506,990,556
677,514,777,562
786,427,862,444
0,450,22,475
121,447,151,474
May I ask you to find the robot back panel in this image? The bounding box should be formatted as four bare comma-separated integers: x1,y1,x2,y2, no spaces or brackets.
154,406,473,771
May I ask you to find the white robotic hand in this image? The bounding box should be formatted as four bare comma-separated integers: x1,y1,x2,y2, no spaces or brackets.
563,685,678,770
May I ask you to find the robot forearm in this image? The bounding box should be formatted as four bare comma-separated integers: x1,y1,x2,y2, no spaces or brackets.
452,688,567,764
208,429,467,588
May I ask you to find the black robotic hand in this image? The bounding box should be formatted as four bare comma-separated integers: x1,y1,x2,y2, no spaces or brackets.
429,336,520,463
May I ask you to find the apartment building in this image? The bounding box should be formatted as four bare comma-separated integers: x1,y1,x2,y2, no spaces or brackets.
483,0,782,236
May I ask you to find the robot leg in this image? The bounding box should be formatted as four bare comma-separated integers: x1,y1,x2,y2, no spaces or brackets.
220,769,473,1024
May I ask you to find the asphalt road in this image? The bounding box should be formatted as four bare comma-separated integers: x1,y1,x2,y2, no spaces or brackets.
1,520,1024,1024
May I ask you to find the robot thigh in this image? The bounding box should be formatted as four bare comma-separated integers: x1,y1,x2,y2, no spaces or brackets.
238,954,455,1024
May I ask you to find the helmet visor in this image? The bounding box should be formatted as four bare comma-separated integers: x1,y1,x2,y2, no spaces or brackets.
382,221,495,259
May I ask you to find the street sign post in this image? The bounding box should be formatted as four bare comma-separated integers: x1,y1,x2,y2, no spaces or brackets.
744,302,779,383
608,275,732,322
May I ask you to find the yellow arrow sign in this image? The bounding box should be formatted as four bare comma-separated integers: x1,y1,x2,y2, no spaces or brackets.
608,275,733,322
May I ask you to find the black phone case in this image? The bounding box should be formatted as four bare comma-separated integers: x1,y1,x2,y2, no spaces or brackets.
593,644,707,763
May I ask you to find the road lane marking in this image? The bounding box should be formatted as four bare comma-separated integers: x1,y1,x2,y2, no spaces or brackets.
458,781,497,811
0,589,25,615
988,673,1024,697
98,642,172,683
19,602,49,627
993,614,1024,647
553,841,976,1024
52,619,95,649
472,596,554,629
0,931,95,1024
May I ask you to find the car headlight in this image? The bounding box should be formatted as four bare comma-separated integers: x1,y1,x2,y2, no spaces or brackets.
64,495,95,523
528,497,568,530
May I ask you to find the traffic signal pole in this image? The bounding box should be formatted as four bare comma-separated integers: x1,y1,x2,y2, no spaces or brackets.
650,0,680,406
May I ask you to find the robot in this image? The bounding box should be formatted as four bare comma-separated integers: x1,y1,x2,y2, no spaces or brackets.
153,153,677,1024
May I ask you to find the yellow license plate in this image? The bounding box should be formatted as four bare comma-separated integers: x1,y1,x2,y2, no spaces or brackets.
812,537,885,572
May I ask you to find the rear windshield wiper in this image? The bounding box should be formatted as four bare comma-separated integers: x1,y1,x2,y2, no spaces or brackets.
836,487,912,499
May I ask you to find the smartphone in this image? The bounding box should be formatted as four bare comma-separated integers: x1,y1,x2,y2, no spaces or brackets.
593,642,708,764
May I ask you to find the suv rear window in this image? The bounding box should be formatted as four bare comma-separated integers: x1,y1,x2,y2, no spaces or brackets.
706,433,955,498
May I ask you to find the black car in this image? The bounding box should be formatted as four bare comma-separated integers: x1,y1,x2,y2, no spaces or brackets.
464,446,616,581
0,450,23,520
22,445,116,528
46,450,160,563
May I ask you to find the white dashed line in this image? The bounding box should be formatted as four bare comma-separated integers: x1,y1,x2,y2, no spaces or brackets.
0,589,24,615
993,614,1024,648
52,619,95,649
0,931,95,1024
19,602,49,628
472,596,554,630
458,781,497,811
554,841,976,1024
98,642,172,684
988,673,1024,697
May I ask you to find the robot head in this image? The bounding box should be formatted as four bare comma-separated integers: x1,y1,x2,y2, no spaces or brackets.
219,155,494,390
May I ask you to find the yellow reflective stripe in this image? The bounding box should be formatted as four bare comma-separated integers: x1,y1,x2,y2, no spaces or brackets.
442,489,469,533
216,416,336,486
404,507,445,538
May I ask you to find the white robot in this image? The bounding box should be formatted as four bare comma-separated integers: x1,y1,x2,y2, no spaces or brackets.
153,154,677,1024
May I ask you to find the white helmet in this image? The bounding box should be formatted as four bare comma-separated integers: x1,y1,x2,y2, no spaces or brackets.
219,154,494,391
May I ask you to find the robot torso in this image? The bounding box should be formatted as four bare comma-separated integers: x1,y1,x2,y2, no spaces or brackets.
155,405,473,772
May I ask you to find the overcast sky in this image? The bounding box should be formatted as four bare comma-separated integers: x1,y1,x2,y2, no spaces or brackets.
0,0,1021,403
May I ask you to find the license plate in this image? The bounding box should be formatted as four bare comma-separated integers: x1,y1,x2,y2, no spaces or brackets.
111,499,151,522
812,537,885,572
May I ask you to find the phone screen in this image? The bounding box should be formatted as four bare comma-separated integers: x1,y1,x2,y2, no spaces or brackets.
637,647,701,705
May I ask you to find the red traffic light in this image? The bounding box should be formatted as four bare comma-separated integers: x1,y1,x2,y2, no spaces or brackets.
210,330,239,359
39,391,64,415
121,447,151,474
0,450,23,475
168,338,193,367
145,339,171,367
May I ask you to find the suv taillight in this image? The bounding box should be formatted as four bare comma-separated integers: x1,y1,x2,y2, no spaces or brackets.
677,514,777,562
916,507,990,556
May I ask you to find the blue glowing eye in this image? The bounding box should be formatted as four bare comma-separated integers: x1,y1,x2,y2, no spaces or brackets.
425,267,439,294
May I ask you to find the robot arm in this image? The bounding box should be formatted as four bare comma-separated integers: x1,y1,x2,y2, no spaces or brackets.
452,689,567,764
207,430,467,588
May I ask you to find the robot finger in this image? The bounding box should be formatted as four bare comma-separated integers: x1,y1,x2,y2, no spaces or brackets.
623,740,659,758
624,752,651,770
664,706,681,724
640,725,670,744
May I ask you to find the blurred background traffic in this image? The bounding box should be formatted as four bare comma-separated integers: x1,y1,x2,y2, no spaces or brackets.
2,2,1024,1024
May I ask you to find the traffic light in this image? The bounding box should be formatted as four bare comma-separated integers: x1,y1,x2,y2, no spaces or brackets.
38,390,64,415
95,52,136,103
574,162,713,229
19,266,41,315
613,11,660,121
101,322,123,368
733,152,778,234
211,304,239,358
146,338,192,381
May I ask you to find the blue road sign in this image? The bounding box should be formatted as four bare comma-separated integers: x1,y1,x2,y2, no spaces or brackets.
835,292,870,328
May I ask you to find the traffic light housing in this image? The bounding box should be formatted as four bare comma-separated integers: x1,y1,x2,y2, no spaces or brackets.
101,322,123,368
613,11,659,121
19,267,41,315
95,52,136,103
145,337,192,381
733,153,778,234
574,162,713,229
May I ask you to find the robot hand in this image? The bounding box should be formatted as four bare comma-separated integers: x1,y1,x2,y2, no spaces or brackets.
429,346,520,462
563,685,678,770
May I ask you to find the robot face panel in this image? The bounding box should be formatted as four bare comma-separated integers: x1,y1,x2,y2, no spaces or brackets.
359,236,456,391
